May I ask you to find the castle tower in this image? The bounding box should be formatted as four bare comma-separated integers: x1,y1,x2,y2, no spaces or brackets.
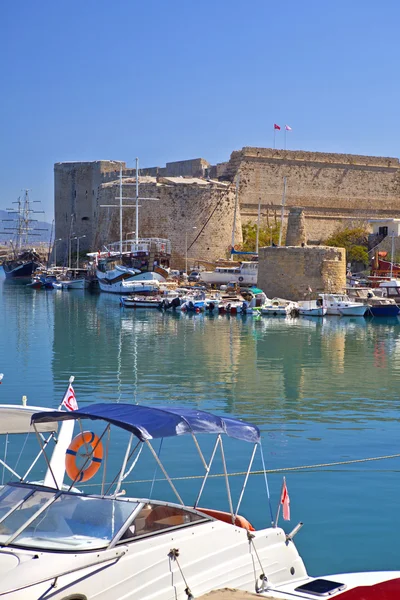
285,207,307,246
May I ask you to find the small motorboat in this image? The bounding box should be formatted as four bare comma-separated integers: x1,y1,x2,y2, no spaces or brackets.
120,295,162,308
298,299,327,317
261,298,298,317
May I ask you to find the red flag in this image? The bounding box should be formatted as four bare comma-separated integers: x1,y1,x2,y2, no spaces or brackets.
274,124,281,130
280,477,290,521
61,384,78,411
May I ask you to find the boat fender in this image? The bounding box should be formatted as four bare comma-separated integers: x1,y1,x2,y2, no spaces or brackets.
65,431,103,483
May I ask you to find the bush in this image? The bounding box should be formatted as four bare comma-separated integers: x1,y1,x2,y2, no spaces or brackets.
323,226,369,267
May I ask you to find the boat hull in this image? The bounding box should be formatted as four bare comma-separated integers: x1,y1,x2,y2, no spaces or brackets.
3,260,41,279
368,304,400,317
338,305,368,316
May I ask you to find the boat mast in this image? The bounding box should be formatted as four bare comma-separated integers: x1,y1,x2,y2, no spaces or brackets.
119,165,123,255
256,197,261,254
230,173,240,261
135,157,139,244
278,177,287,247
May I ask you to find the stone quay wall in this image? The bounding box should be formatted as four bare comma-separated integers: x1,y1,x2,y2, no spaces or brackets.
94,178,241,268
258,246,346,301
226,147,400,243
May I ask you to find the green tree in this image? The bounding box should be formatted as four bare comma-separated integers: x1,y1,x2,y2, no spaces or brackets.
323,226,369,266
241,222,282,253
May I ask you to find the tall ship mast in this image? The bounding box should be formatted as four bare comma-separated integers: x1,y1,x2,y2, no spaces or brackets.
1,190,47,279
90,159,171,294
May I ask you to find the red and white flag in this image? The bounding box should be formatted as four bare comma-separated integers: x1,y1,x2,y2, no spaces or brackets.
280,477,290,521
61,384,78,411
285,125,292,131
274,123,281,130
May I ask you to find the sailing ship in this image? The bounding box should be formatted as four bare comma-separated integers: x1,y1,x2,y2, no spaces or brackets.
89,160,171,294
1,191,47,279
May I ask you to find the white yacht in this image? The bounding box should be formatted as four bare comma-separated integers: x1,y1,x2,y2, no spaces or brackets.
200,261,258,286
0,402,399,600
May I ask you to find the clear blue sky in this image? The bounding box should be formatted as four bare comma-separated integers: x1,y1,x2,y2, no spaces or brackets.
1,0,399,218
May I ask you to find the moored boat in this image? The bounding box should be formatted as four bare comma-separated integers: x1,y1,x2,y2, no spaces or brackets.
298,299,327,317
346,286,400,317
3,402,395,600
120,295,162,308
200,261,258,286
319,293,368,317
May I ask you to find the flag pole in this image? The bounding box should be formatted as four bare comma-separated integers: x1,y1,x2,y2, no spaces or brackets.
284,128,286,150
274,477,284,527
58,375,75,410
273,125,276,149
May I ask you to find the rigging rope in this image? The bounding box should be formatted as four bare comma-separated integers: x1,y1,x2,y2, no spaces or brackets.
80,451,400,488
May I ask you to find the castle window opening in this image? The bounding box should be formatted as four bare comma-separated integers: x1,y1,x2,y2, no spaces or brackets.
378,226,388,236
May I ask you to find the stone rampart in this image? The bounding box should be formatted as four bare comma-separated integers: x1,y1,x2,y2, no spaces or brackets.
227,147,400,243
94,178,241,268
258,246,346,300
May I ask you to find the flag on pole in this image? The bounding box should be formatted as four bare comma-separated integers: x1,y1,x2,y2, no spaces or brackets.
280,477,290,521
285,125,292,131
274,124,281,130
61,383,78,411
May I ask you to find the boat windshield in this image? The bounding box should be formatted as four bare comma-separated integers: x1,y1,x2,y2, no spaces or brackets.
0,484,137,552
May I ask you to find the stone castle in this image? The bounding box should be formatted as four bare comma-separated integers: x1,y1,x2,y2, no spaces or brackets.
54,147,400,266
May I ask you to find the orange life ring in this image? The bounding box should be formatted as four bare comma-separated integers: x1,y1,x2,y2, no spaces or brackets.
65,431,103,483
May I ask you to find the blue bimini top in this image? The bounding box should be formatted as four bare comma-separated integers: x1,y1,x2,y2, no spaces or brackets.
31,403,260,444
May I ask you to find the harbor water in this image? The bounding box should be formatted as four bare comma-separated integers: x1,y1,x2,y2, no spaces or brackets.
1,268,400,577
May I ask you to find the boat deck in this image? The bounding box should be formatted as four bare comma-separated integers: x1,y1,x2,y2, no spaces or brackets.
198,590,273,599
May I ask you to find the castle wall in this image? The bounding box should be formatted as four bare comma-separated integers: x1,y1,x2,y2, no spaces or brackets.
231,147,400,243
94,178,241,268
54,160,124,262
258,246,346,300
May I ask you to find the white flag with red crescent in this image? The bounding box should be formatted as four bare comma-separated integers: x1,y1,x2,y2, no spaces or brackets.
61,384,78,411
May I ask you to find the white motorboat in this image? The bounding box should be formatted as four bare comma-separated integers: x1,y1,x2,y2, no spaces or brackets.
200,261,258,286
319,293,368,317
298,299,327,317
261,298,298,316
60,278,87,290
0,402,396,600
120,295,162,308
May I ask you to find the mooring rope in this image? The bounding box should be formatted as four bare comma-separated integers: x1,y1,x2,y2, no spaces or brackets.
80,451,400,488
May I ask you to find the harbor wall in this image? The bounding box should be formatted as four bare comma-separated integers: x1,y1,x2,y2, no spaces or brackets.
54,148,400,265
258,246,347,300
94,177,241,268
227,147,400,243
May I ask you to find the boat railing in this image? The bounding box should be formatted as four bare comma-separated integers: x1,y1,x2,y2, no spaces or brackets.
107,238,171,255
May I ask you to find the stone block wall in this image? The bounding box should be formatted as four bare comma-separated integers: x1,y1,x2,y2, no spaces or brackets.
94,178,241,268
54,160,123,262
258,246,346,300
228,147,400,244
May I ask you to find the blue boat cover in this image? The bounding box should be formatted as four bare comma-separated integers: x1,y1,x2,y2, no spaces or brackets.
31,403,260,443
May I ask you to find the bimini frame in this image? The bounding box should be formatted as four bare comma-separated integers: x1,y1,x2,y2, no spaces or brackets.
31,403,275,526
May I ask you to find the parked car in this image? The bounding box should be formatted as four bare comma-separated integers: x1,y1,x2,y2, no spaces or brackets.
188,271,201,282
